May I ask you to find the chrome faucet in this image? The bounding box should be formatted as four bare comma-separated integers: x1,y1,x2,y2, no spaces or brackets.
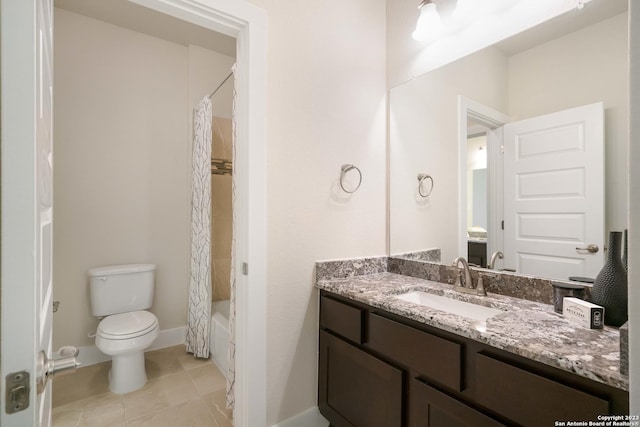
452,257,487,296
453,257,473,288
489,251,504,270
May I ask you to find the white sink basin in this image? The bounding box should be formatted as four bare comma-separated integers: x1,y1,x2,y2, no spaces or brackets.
395,291,503,323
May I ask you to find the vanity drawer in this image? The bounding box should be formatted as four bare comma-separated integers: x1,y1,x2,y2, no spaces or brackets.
368,313,462,391
475,353,610,426
320,295,364,344
409,379,506,427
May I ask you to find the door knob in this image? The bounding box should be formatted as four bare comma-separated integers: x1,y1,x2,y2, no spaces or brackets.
36,346,81,393
576,244,599,254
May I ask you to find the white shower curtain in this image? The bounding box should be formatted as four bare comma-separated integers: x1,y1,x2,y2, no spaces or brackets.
186,96,212,359
226,64,237,410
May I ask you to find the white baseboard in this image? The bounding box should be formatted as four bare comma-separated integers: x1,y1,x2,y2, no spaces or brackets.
148,326,186,351
77,326,187,367
271,407,329,427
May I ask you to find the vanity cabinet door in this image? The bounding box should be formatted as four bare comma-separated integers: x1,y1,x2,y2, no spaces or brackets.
409,379,506,427
475,353,610,426
319,330,403,427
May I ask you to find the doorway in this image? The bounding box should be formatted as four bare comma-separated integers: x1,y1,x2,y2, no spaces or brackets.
0,0,265,425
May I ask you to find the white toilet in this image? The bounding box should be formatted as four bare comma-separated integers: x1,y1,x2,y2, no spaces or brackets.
89,264,159,394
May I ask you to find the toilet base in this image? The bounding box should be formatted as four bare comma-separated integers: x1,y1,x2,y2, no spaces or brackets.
108,352,148,394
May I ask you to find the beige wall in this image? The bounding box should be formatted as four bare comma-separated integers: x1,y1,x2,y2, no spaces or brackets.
389,46,508,260
52,8,233,349
508,12,628,233
245,0,387,424
188,44,234,121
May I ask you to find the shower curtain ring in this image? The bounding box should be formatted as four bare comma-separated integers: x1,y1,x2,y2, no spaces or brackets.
340,164,362,193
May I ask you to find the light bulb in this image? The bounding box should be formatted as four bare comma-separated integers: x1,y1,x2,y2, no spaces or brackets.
412,1,443,43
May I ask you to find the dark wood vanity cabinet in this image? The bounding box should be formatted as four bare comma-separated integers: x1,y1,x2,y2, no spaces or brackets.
318,291,629,427
319,330,403,427
409,379,506,427
468,240,487,267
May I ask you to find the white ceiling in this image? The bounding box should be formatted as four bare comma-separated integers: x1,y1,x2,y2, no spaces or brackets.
495,0,628,56
54,0,627,72
54,0,236,58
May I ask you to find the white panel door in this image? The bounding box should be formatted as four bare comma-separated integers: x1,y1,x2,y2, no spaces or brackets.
1,0,56,425
503,102,604,280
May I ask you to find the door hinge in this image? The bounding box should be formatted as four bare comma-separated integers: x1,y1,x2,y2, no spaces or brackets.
5,371,30,414
501,220,504,230
242,262,248,276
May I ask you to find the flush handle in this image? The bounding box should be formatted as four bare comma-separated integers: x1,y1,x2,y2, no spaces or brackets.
576,244,599,254
36,346,81,394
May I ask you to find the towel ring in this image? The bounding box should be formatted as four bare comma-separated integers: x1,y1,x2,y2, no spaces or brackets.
340,164,362,193
417,173,434,198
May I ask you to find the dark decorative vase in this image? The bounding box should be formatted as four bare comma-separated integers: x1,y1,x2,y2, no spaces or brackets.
591,231,628,327
622,229,628,272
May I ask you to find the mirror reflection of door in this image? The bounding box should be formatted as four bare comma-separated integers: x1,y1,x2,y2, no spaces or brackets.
502,102,605,280
463,102,605,280
467,130,488,267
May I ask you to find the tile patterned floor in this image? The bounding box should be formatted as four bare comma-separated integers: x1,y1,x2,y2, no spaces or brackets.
52,345,233,427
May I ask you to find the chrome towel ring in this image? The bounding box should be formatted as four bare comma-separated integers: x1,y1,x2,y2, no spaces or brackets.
340,164,362,193
417,173,434,197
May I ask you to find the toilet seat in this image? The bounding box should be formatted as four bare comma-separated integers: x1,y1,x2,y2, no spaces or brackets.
98,310,158,340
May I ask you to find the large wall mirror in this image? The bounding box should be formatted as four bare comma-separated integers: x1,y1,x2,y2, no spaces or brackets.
389,0,628,281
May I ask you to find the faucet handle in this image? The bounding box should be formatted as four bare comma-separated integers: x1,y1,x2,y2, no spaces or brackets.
476,274,487,296
453,270,463,287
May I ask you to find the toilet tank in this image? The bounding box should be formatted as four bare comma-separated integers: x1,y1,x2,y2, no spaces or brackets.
89,264,156,316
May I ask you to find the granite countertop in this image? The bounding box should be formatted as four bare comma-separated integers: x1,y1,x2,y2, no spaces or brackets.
316,272,628,391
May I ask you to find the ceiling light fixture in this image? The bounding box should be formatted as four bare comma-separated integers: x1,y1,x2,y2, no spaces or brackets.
412,0,443,42
452,0,478,25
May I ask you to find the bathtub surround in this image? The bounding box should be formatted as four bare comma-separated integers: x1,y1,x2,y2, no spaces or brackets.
211,300,231,376
212,117,234,302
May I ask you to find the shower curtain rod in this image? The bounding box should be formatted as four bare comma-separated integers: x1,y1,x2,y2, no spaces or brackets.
208,71,233,99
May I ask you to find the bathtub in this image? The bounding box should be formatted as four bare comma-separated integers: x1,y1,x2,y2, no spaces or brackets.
210,299,230,375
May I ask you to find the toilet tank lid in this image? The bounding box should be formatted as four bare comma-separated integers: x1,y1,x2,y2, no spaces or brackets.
88,264,156,277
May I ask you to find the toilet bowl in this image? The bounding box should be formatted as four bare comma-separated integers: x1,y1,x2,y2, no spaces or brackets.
89,264,158,394
95,310,159,394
